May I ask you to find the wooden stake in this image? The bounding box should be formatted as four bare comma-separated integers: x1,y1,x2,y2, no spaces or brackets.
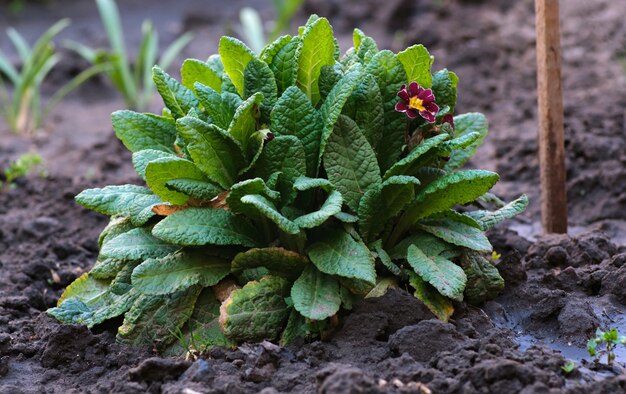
535,0,567,233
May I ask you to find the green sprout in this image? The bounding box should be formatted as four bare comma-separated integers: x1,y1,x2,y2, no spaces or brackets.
587,327,626,366
238,0,304,54
561,360,576,375
0,19,107,134
65,0,193,111
1,153,46,190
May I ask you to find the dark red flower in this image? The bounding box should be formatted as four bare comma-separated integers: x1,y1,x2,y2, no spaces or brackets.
442,114,454,129
395,82,439,123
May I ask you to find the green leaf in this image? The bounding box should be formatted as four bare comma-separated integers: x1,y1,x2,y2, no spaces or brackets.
145,157,210,205
268,36,300,95
91,258,126,280
254,135,307,181
244,58,277,121
444,113,488,171
112,110,177,153
220,276,290,342
177,116,244,189
117,286,201,350
370,240,401,276
407,245,466,301
165,179,222,201
343,74,384,149
432,69,458,113
365,50,407,172
239,194,300,235
152,207,261,247
390,232,459,260
323,115,381,212
98,217,134,248
427,210,483,229
181,58,222,92
398,170,500,231
407,271,454,322
307,228,376,285
460,251,504,305
228,92,263,157
296,17,336,105
226,178,281,216
132,149,178,181
260,34,292,65
231,247,309,278
417,218,492,253
293,190,343,229
318,71,360,164
467,194,529,231
384,133,449,179
291,265,342,320
397,44,433,87
100,228,179,260
365,277,398,299
354,29,378,63
152,66,198,119
318,64,343,100
270,86,324,176
76,185,161,226
280,309,309,346
194,83,241,130
219,36,256,96
131,251,230,295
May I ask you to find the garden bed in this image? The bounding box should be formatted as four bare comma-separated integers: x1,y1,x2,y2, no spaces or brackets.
1,0,625,393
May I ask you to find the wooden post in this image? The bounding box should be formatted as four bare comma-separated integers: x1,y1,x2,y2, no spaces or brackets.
535,0,567,233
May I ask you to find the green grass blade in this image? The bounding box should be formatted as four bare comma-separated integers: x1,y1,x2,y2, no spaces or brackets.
0,48,19,84
239,7,265,54
136,21,158,110
63,39,98,63
7,28,31,64
158,32,193,71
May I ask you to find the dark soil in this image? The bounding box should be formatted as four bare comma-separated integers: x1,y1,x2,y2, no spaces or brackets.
1,0,626,393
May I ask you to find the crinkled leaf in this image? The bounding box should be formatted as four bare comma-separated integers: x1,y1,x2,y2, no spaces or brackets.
112,110,177,153
194,83,241,130
467,194,529,231
370,239,401,276
131,252,230,295
177,116,244,189
181,58,223,92
397,44,433,87
280,309,309,346
231,247,309,278
384,133,449,179
270,86,323,176
291,265,341,320
365,277,398,299
98,217,135,248
219,36,256,96
244,58,277,121
254,135,307,181
268,36,300,95
152,66,198,119
460,251,504,305
407,271,454,322
432,69,458,113
152,207,261,247
293,190,343,229
228,92,263,158
100,228,179,260
91,258,126,280
220,276,290,342
239,194,300,235
323,115,381,212
407,245,466,301
226,178,281,216
145,157,209,205
132,149,178,181
390,232,459,260
343,74,384,149
260,34,292,65
165,179,222,201
427,210,482,229
117,286,201,350
307,228,376,285
296,17,336,105
76,185,161,226
444,112,487,171
417,218,492,253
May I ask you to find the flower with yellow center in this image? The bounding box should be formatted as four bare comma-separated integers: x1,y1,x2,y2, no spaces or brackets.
395,81,439,123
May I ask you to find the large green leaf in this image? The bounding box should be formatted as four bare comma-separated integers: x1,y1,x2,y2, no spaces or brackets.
307,228,376,285
239,194,300,235
231,247,309,278
343,74,384,149
165,179,222,201
254,135,307,181
194,83,241,130
407,271,454,322
460,251,504,305
293,190,343,229
152,66,198,119
383,133,449,180
131,149,178,181
145,157,209,205
100,228,179,260
112,110,177,153
228,93,263,157
244,59,277,121
467,194,529,231
47,273,137,328
131,252,230,295
365,50,407,172
75,185,161,226
417,218,493,253
260,35,292,65
296,17,336,105
444,113,488,171
390,232,459,260
323,115,381,212
177,116,244,189
152,207,261,247
370,239,401,276
220,276,290,342
291,265,341,320
407,245,466,301
268,36,300,95
181,58,222,92
432,69,458,113
117,286,201,350
270,86,323,176
397,44,433,87
91,258,126,280
226,178,281,216
219,36,256,96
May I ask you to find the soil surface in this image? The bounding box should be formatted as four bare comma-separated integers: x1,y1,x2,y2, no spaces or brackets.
1,0,626,393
